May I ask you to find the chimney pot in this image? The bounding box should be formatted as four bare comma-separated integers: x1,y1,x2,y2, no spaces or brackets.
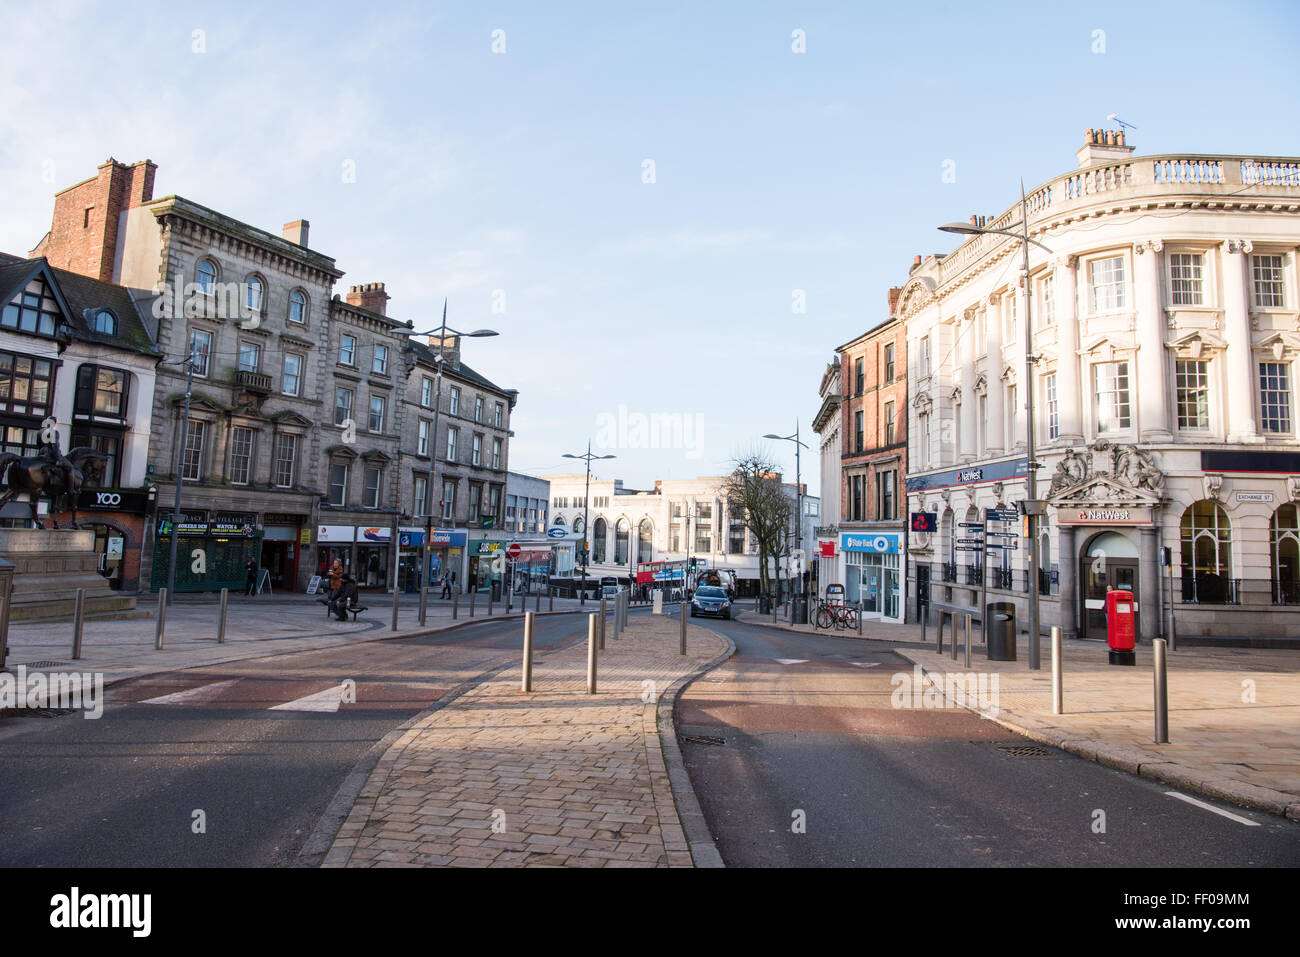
913,254,922,266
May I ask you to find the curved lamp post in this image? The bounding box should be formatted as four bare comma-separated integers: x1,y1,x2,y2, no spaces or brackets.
562,441,615,605
764,424,808,616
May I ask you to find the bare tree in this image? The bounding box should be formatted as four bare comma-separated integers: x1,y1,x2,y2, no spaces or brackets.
723,448,791,598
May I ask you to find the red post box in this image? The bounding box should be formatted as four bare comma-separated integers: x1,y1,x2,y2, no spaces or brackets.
1105,590,1136,666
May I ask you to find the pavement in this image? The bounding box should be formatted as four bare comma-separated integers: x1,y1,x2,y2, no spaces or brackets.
0,589,596,688
319,612,731,868
733,604,1300,821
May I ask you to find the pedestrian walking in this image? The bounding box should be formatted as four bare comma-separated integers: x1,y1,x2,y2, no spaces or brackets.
440,571,452,600
245,558,258,596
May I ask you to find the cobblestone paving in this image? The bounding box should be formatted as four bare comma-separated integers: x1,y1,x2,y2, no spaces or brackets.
322,613,726,867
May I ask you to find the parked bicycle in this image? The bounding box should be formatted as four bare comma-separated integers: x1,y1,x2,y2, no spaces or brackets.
815,599,859,630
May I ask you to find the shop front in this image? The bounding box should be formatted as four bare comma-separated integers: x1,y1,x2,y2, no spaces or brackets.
508,544,555,594
840,531,903,622
427,528,469,588
314,524,394,591
470,539,506,594
151,510,263,592
261,512,309,591
58,487,151,592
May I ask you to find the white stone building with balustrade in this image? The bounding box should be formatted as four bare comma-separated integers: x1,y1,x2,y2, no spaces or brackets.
901,130,1300,644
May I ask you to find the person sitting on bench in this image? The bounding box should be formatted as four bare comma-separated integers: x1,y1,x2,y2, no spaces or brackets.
329,573,360,621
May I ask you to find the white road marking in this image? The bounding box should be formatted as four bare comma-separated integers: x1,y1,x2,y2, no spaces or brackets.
1164,791,1260,826
774,659,808,665
142,680,239,706
269,684,350,713
850,662,881,668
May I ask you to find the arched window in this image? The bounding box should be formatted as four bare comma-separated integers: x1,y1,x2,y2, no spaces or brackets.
1039,531,1051,594
637,519,653,564
591,517,605,563
553,515,566,527
288,289,307,324
573,515,585,536
615,519,630,565
196,259,217,294
245,276,264,314
1271,504,1300,604
91,309,116,335
1181,500,1232,603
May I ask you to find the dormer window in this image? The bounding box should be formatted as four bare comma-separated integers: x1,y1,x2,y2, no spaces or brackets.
91,309,116,335
2,276,60,337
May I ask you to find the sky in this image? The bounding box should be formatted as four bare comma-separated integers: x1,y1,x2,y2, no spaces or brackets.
3,0,1299,498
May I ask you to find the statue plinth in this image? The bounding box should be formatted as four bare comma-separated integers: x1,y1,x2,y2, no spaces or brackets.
0,529,136,620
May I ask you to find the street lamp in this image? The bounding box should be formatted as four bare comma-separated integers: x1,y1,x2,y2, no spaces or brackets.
562,441,615,605
764,425,809,619
412,300,498,597
939,181,1052,670
160,348,199,607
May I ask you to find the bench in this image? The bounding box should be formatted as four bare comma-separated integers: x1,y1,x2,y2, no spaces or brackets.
320,596,367,621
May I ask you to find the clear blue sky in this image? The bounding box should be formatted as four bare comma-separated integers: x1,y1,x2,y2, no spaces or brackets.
4,0,1298,496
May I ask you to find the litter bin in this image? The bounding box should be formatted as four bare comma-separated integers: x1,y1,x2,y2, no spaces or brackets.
986,601,1016,661
792,595,808,625
758,593,771,614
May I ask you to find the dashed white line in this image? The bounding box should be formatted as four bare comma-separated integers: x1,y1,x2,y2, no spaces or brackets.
1164,791,1260,826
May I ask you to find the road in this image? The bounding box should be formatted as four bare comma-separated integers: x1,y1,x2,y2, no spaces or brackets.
0,613,588,868
676,608,1300,867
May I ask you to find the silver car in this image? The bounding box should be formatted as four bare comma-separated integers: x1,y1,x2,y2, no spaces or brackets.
689,585,732,620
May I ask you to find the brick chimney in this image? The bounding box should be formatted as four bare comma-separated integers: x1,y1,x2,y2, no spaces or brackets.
887,285,903,315
31,158,157,281
1076,128,1135,169
282,219,309,247
345,282,390,315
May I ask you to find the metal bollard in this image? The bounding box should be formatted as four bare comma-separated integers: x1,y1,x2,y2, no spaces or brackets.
586,613,598,694
452,588,459,620
857,600,863,636
936,611,944,655
419,585,427,627
1153,638,1169,744
218,587,228,644
951,612,959,661
1051,626,1063,715
521,611,535,693
599,597,607,650
71,587,85,660
470,589,476,617
155,588,167,650
549,589,554,612
964,613,972,669
612,597,621,641
488,589,494,617
679,601,687,655
535,589,541,613
391,586,399,631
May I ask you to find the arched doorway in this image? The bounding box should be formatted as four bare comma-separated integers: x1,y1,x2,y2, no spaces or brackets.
1079,531,1139,641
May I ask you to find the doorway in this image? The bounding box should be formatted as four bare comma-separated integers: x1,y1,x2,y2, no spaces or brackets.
260,540,298,590
1080,532,1139,641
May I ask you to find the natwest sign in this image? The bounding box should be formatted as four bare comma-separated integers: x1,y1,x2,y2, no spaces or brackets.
1056,506,1153,526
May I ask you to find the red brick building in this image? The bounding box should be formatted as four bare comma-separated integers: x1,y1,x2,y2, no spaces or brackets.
835,292,907,621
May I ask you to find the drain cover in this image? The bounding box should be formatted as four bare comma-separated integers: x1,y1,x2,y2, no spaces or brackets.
23,661,70,669
998,745,1051,757
681,734,727,747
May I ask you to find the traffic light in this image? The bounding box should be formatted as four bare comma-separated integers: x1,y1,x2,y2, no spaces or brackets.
690,558,697,570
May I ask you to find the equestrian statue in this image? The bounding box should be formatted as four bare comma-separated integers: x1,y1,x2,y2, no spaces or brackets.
0,435,110,529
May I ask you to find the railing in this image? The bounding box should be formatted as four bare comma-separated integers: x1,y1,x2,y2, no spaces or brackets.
234,370,272,393
1180,574,1241,605
1039,566,1053,596
1271,579,1300,606
964,564,983,586
935,153,1300,287
941,562,957,583
989,567,1013,590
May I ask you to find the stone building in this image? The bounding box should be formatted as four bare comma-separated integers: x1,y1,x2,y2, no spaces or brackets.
835,300,907,621
900,130,1300,642
0,252,160,591
812,356,842,589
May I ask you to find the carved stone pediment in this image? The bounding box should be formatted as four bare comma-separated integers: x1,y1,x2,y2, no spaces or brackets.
1047,443,1166,504
1050,474,1162,509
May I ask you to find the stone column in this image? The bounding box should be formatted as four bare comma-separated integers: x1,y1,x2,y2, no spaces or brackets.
1139,526,1159,643
1135,241,1172,442
1223,239,1261,442
960,311,977,462
985,296,1004,456
1056,524,1078,640
1055,256,1084,444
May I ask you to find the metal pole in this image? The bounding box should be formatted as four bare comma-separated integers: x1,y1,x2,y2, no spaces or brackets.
857,599,863,636
469,588,476,617
951,611,959,661
155,588,167,649
964,612,972,669
535,588,540,613
452,587,458,620
218,587,228,644
521,611,534,693
980,513,988,647
165,356,196,607
1021,184,1042,671
599,596,606,650
1153,638,1169,743
581,444,591,605
679,600,687,654
391,579,399,631
419,584,427,626
487,586,494,617
1051,625,1063,715
71,587,85,659
1166,556,1177,653
549,589,553,611
586,612,598,694
612,595,621,641
920,601,927,643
